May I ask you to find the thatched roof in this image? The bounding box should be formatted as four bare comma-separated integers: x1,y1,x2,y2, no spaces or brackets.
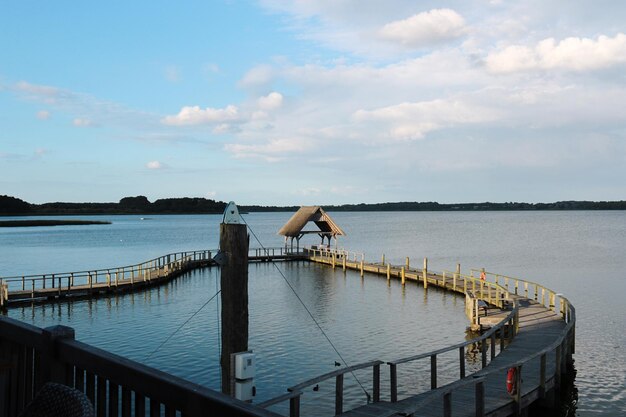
278,206,345,237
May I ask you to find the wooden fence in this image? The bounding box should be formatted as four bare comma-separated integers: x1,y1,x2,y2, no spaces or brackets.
0,315,281,417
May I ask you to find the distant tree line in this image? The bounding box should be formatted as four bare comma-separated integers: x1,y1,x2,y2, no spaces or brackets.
0,195,227,215
2,194,625,216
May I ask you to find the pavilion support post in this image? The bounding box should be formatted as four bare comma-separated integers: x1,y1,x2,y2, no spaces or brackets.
219,204,249,396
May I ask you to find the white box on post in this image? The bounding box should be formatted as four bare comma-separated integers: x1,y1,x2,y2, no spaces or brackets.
235,379,255,402
235,352,255,380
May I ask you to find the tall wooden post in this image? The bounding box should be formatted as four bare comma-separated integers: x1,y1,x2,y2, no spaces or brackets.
219,202,249,396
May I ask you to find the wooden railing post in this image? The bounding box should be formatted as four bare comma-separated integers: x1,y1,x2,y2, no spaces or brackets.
481,340,487,368
373,363,380,402
289,393,300,417
41,325,75,385
390,363,398,402
475,379,485,417
335,373,343,416
443,392,452,417
459,346,466,378
430,355,437,389
514,365,522,416
539,353,546,398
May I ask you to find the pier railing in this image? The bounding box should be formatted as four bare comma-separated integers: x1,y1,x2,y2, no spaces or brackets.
259,360,383,417
392,296,575,417
470,269,573,321
0,250,213,295
0,315,280,417
0,247,300,307
387,299,518,402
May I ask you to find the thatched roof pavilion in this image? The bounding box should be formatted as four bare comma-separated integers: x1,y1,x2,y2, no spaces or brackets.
278,206,345,251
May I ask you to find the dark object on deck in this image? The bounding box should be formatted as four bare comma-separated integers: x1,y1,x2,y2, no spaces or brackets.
18,382,94,417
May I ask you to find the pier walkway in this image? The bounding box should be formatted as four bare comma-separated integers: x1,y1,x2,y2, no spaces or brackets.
0,248,302,307
268,248,574,417
0,247,575,417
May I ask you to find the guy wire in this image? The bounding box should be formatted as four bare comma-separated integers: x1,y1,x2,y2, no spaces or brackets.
241,216,371,402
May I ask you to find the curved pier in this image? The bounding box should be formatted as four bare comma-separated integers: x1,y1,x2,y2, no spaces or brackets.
0,247,575,417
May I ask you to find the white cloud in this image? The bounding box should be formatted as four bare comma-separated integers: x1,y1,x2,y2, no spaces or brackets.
162,105,239,126
257,92,283,111
16,82,60,104
238,65,274,89
13,81,158,129
379,9,466,47
36,110,50,120
225,138,313,161
354,99,499,140
486,33,626,73
146,161,167,170
72,118,94,127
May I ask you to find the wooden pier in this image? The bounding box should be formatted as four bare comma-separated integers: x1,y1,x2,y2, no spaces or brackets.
261,248,574,417
0,248,302,307
1,246,575,417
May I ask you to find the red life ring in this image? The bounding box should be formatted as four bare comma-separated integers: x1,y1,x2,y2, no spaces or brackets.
506,367,518,396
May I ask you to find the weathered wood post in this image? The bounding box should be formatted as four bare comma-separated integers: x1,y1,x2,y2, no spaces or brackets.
386,263,391,281
405,257,410,269
41,325,75,384
219,202,249,396
423,257,428,289
401,267,405,285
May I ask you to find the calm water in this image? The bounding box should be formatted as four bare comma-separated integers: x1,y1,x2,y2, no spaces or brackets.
1,211,625,416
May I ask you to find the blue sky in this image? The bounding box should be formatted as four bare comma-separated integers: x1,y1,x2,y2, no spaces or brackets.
1,0,625,205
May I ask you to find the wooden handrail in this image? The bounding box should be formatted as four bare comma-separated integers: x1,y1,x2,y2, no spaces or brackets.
1,250,213,281
288,360,383,392
388,304,518,366
0,315,281,417
257,390,303,408
1,247,294,296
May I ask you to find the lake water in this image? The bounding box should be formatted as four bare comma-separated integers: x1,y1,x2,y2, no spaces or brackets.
1,211,625,416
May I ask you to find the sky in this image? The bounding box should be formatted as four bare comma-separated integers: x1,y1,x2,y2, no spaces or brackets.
1,0,625,205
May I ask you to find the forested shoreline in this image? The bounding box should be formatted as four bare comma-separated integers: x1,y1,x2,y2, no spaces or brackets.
2,195,625,216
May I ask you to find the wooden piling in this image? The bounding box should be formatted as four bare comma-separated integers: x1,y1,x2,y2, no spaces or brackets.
219,219,249,396
401,267,405,285
423,257,428,289
386,264,391,281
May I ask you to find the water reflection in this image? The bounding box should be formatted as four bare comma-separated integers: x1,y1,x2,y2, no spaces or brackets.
6,263,470,414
